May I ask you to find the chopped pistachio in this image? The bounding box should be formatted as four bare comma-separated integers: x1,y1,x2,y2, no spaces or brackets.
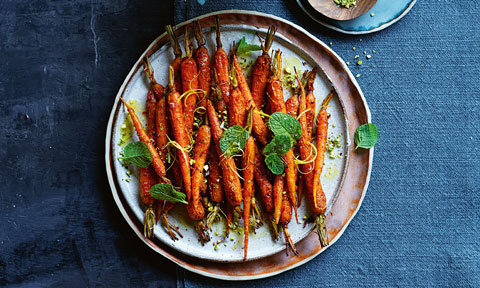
356,73,361,78
214,244,220,251
354,55,359,59
357,60,363,65
352,47,356,51
370,12,375,17
366,55,372,59
346,61,350,65
329,42,333,46
125,178,131,183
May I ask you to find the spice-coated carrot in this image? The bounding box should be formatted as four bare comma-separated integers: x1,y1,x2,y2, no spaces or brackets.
155,96,169,163
285,94,300,206
294,69,315,206
229,64,248,127
166,65,192,202
143,57,165,101
266,50,298,222
214,17,231,104
120,98,168,183
306,68,318,139
207,145,223,203
232,46,269,145
251,26,276,108
166,25,183,93
312,92,333,215
193,20,210,111
242,136,255,260
187,125,211,220
279,185,298,255
181,28,198,134
273,175,284,225
139,166,157,238
206,100,242,207
253,143,274,213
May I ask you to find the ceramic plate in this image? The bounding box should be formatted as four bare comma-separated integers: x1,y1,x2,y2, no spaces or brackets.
297,0,417,34
106,10,373,280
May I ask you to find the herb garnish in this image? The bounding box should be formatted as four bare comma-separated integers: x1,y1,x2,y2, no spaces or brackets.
269,112,302,141
236,37,262,56
219,125,250,156
149,183,188,204
119,141,152,167
354,123,379,149
263,112,302,174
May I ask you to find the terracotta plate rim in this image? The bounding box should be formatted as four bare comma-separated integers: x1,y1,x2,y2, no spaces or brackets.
105,10,373,281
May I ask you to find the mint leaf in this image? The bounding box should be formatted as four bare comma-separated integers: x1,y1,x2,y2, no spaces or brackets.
263,134,292,158
219,125,250,156
236,36,262,56
269,112,302,141
265,154,285,175
119,141,152,168
354,123,379,149
149,183,188,204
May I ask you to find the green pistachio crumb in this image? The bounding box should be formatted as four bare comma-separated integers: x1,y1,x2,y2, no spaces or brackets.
352,47,356,51
357,60,363,65
354,55,359,59
356,73,361,78
370,12,375,17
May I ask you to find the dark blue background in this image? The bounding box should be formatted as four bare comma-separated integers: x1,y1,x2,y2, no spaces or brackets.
1,1,479,287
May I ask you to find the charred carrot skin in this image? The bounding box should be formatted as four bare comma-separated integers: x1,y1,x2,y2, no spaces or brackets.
166,25,183,93
207,145,224,203
167,66,192,202
242,136,255,261
181,28,198,134
120,98,167,181
214,16,231,104
266,50,298,222
251,26,276,108
193,20,210,111
253,143,274,213
206,100,243,207
232,50,269,145
187,125,211,220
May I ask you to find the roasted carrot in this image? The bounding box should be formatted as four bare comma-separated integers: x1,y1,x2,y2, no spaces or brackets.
166,65,192,202
193,20,210,111
139,166,157,238
266,50,298,222
143,57,165,101
181,28,199,134
207,146,223,203
285,94,300,207
232,45,269,145
187,125,211,220
155,96,169,163
166,25,183,93
242,136,255,260
295,69,329,247
312,92,333,215
229,63,248,127
206,100,242,207
251,26,276,108
273,175,284,225
214,16,231,104
306,68,318,139
120,98,168,183
253,143,274,213
280,184,298,255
